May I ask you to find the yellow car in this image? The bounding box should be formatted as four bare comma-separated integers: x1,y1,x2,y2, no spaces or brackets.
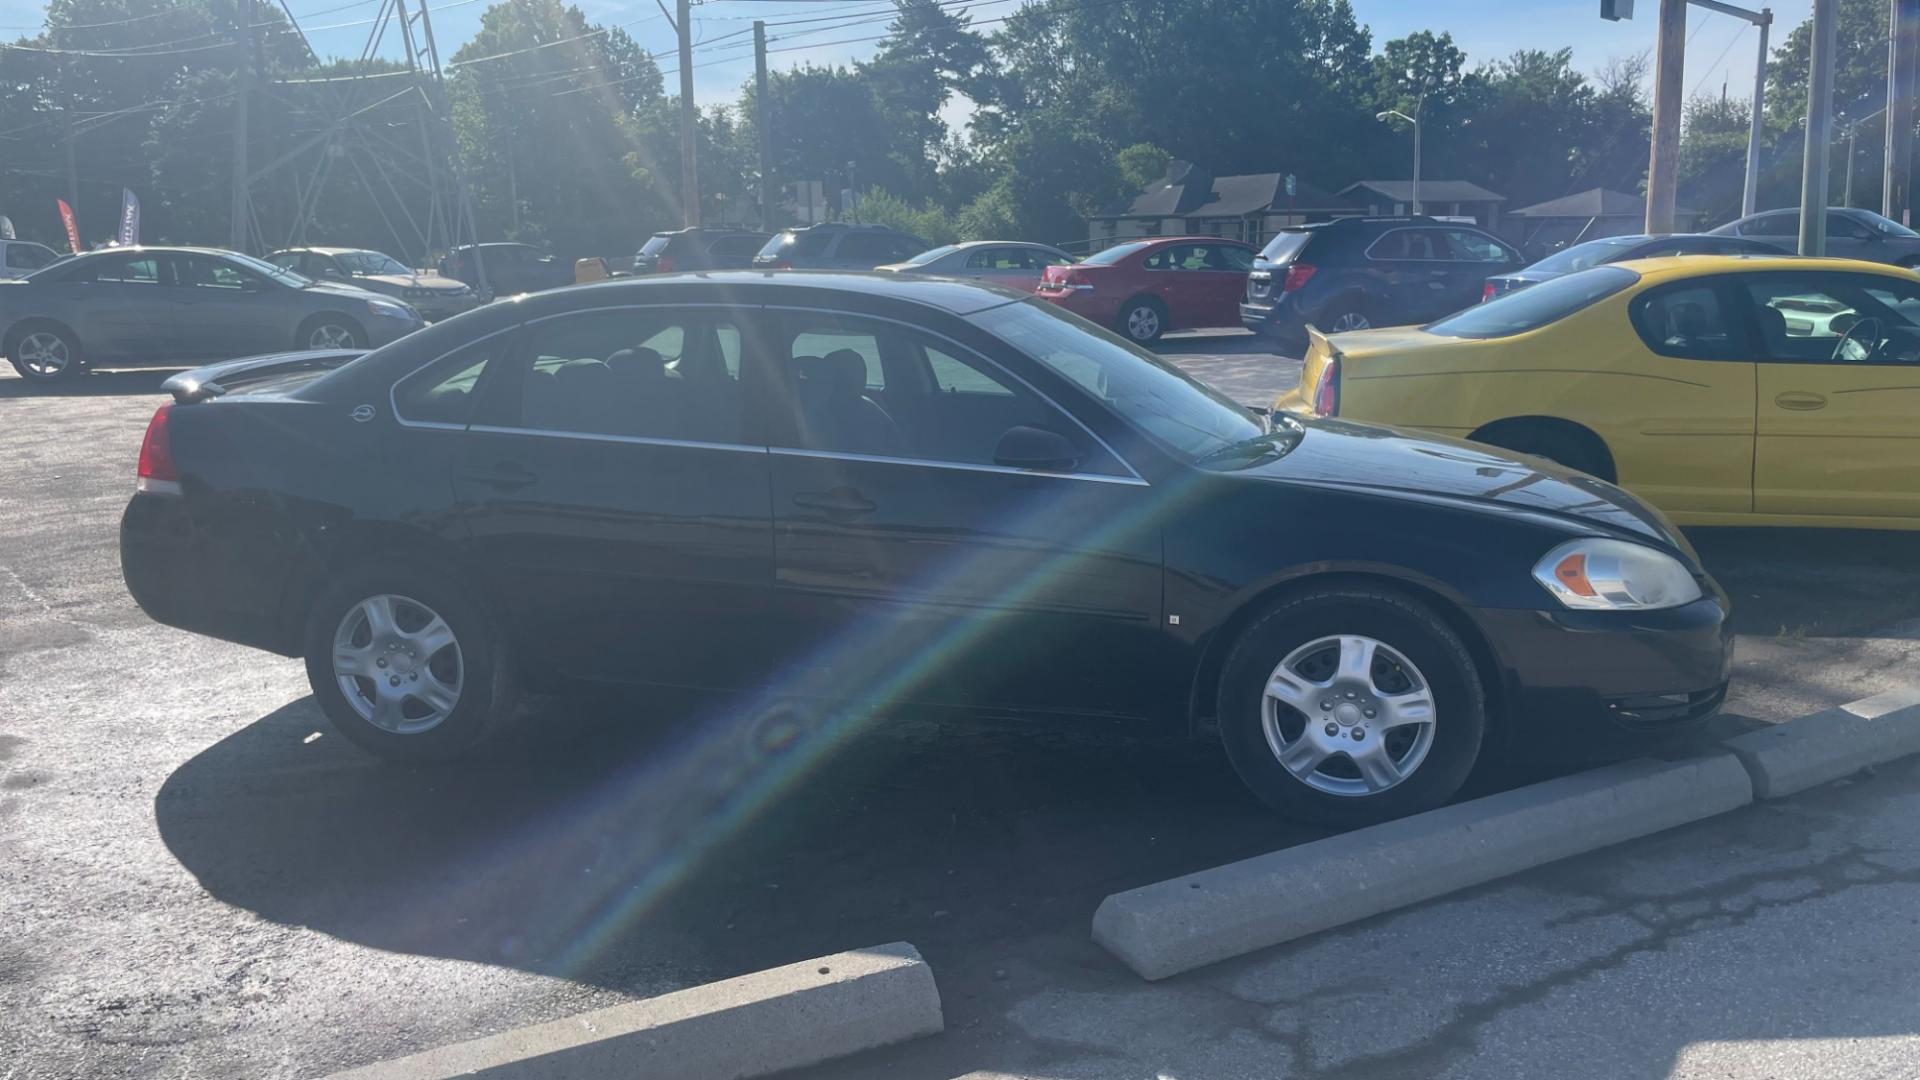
1275,255,1920,529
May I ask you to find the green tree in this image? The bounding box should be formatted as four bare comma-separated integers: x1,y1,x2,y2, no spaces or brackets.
449,0,670,257
1678,94,1756,222
1115,143,1171,191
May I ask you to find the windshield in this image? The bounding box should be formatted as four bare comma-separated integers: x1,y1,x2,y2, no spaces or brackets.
1081,241,1152,266
1259,231,1311,262
337,250,411,276
1528,236,1644,274
970,298,1265,461
227,250,311,287
904,244,958,266
1427,265,1639,338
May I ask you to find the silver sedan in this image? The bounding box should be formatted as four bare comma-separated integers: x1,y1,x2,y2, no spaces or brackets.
0,246,422,383
876,241,1079,293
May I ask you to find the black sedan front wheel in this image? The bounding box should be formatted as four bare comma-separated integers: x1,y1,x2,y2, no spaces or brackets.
1218,586,1486,828
303,561,515,762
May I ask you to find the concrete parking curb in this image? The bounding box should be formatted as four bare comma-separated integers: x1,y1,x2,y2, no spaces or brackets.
324,942,942,1080
1724,687,1920,800
1092,752,1753,981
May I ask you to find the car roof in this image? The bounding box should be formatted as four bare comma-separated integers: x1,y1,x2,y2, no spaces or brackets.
1610,254,1913,279
547,269,1023,315
64,245,234,258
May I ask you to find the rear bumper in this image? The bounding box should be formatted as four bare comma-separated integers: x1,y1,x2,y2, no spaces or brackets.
1480,593,1734,749
1038,289,1120,324
1239,297,1307,344
121,492,303,656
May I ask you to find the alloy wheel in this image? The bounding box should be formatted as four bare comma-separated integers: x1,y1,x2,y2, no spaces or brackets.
16,331,71,377
332,593,463,735
1126,305,1161,341
1261,634,1436,796
1329,311,1370,332
308,323,357,349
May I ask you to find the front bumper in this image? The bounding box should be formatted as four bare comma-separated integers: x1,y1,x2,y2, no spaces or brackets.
1479,593,1733,749
407,292,480,321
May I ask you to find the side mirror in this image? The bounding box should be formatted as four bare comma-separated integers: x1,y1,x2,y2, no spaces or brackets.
993,425,1080,472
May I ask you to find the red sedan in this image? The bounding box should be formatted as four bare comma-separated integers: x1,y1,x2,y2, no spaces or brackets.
1036,236,1255,343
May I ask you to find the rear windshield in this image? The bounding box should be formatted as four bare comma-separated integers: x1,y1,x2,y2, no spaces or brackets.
1258,232,1312,262
1528,236,1644,274
761,230,835,258
1425,266,1639,338
640,234,674,255
1863,211,1919,238
1081,241,1151,266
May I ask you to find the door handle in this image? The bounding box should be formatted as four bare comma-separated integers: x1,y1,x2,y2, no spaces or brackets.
1774,391,1828,411
458,462,538,489
792,487,876,516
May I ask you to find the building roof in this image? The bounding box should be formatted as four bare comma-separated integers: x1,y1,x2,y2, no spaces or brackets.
1107,164,1353,219
1341,180,1507,204
1510,187,1698,219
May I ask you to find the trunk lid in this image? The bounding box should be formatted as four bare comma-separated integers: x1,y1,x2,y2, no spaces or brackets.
162,350,364,404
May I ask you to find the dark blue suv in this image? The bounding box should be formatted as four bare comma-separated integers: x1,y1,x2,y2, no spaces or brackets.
1240,217,1523,347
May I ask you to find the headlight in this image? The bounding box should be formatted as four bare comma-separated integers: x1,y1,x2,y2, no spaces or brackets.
1532,538,1703,611
366,298,415,320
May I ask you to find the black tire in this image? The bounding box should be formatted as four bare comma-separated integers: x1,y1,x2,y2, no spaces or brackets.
302,559,515,762
1117,297,1168,343
1317,295,1373,335
1217,586,1486,829
1474,422,1615,482
296,314,365,352
6,322,83,382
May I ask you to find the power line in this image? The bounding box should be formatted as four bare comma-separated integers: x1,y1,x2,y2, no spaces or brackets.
1690,22,1748,99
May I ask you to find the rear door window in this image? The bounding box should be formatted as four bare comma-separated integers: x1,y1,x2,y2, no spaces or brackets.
1630,281,1743,359
1443,229,1514,263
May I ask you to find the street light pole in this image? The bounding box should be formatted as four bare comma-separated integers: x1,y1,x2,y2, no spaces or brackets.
1799,0,1837,255
1375,99,1424,215
1742,8,1772,217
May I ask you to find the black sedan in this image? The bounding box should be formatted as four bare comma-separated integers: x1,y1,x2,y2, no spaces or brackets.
120,273,1732,827
1482,233,1779,299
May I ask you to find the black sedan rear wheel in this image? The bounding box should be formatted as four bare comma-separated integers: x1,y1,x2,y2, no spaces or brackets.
303,560,515,762
1218,586,1486,828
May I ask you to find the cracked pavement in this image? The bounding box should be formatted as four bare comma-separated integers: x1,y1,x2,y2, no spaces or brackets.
4,338,1920,1080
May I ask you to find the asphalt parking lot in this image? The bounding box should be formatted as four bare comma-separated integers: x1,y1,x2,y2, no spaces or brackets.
4,331,1920,1079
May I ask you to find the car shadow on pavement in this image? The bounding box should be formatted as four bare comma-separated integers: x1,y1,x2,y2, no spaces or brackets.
154,692,1337,996
0,369,179,397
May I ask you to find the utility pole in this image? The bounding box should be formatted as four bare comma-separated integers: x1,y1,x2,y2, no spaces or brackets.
1798,0,1836,255
677,0,698,226
1887,0,1918,226
231,0,255,252
755,20,771,232
1742,7,1771,217
1645,0,1686,234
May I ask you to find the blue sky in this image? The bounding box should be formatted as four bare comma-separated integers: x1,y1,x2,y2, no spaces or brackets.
5,0,1817,114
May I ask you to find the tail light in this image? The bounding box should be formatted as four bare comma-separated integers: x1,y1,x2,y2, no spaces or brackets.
1312,354,1340,417
1482,281,1498,302
1045,268,1092,291
656,255,675,273
762,259,792,270
1280,263,1317,293
136,403,181,495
